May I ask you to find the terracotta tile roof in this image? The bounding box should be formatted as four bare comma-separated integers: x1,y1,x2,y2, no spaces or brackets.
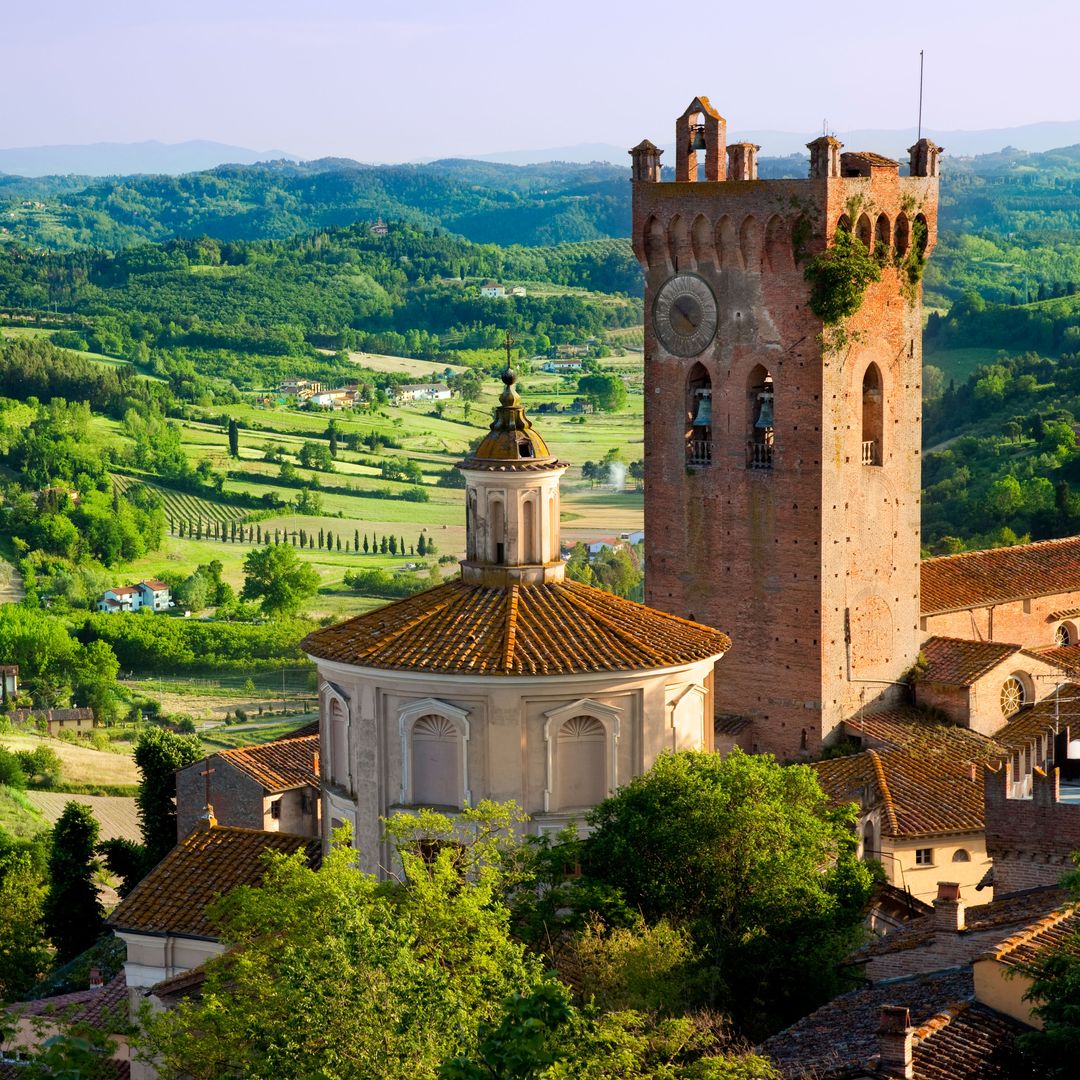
921,535,1080,614
920,637,1021,686
12,972,127,1028
841,707,1005,759
844,150,900,167
288,719,321,738
853,885,1068,962
150,962,208,1000
993,684,1080,751
1032,645,1080,675
1047,607,1080,621
910,1001,1030,1080
759,969,984,1078
302,579,731,676
108,825,320,939
139,579,169,591
982,905,1080,968
816,744,987,838
218,734,319,792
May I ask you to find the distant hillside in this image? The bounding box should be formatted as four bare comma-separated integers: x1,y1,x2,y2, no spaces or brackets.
5,145,1080,308
0,139,295,177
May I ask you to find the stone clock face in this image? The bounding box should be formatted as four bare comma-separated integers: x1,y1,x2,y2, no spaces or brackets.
652,273,718,357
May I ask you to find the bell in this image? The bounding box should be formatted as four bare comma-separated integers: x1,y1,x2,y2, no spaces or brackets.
755,390,774,430
692,390,712,427
690,124,707,151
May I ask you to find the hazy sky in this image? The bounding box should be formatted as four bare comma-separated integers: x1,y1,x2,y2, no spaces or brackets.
3,1,1074,160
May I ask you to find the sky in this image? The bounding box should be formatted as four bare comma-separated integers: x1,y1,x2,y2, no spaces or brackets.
2,0,1075,161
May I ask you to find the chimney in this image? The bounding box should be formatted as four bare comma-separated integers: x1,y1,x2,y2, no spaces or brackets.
313,750,321,778
89,967,103,990
197,804,217,830
877,1005,914,1079
968,761,977,783
933,881,966,932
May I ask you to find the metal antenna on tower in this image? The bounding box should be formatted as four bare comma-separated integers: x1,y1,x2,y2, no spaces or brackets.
917,49,925,141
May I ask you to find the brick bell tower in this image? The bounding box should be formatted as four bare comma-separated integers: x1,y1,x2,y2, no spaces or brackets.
632,97,941,759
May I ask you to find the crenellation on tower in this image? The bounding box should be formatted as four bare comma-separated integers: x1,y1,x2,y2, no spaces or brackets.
633,97,941,760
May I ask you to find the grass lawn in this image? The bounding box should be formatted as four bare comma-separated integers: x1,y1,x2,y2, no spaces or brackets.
924,347,1014,384
200,717,317,752
0,784,48,840
0,734,140,786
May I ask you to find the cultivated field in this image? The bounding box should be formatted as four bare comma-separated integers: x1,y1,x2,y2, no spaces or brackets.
25,791,140,843
113,473,253,525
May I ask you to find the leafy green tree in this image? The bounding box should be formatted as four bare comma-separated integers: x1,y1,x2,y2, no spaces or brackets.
1015,859,1080,1076
583,749,874,1038
134,728,203,868
0,849,51,1001
577,373,627,413
298,440,334,471
136,806,548,1080
241,543,320,617
44,802,104,963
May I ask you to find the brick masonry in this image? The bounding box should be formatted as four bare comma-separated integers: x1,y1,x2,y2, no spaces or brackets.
984,763,1080,895
635,101,940,758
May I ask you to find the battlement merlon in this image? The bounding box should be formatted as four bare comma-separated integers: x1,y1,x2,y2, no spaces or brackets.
629,100,941,273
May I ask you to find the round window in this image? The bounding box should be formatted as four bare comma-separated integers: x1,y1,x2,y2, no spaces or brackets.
1000,677,1025,717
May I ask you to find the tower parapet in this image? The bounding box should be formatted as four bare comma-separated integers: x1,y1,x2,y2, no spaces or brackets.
633,99,941,758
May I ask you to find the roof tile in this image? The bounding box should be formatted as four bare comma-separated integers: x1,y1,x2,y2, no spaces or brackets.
303,579,730,675
922,536,1080,614
218,734,319,792
108,825,320,938
920,637,1020,687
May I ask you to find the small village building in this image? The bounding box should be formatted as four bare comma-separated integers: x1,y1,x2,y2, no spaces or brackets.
393,382,452,403
9,706,97,736
303,371,731,874
370,217,389,236
97,581,173,615
0,663,18,703
108,818,320,1078
308,385,359,409
279,378,322,400
479,283,506,298
541,358,584,374
175,730,321,840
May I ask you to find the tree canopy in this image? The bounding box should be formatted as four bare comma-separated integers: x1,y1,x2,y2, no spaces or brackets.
240,543,320,617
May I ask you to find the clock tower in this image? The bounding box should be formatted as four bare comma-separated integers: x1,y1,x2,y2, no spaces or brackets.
632,97,941,759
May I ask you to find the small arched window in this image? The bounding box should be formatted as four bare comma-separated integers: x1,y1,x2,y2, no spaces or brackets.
895,213,910,257
328,695,349,790
490,497,505,564
522,498,537,563
952,848,971,863
747,365,774,470
862,363,883,466
411,714,463,809
686,363,712,468
556,716,607,810
1056,623,1073,647
1000,676,1026,718
874,215,891,262
855,214,872,252
862,822,877,860
836,215,852,236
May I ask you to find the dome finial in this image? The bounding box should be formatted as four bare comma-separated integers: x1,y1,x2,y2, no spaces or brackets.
500,332,519,406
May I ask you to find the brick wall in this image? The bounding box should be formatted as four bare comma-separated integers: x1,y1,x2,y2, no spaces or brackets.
636,115,938,759
176,757,265,840
922,590,1080,650
985,763,1080,895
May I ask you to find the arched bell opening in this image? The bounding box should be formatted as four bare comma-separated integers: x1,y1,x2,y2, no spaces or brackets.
836,214,852,236
686,363,712,468
894,213,910,257
914,213,929,259
490,497,505,564
669,214,692,271
861,363,883,466
644,214,669,272
747,364,774,470
874,214,891,263
855,213,873,252
691,213,715,270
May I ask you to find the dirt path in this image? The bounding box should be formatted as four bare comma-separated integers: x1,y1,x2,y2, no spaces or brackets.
0,558,25,604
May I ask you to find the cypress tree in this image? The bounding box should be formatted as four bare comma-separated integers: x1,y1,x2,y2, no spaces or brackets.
400,535,406,555
363,533,369,554
318,529,325,549
389,535,398,555
380,535,389,554
355,529,360,551
417,534,427,556
257,525,263,544
227,418,240,458
44,802,104,963
336,536,342,551
326,530,334,551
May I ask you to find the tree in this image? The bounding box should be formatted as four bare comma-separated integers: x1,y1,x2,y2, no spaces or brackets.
227,418,240,458
1015,858,1080,1076
135,806,549,1080
417,533,427,556
577,373,627,414
299,441,334,471
363,533,370,554
44,802,104,963
0,848,50,1001
241,544,320,617
134,728,203,869
582,749,874,1038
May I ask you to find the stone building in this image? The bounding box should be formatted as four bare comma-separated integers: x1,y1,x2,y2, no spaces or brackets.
174,728,320,840
632,96,942,759
302,371,731,873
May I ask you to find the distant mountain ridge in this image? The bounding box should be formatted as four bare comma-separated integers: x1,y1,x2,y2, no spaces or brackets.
467,120,1080,165
0,139,296,177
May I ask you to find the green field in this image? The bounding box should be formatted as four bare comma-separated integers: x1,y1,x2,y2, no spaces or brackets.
923,347,1014,384
113,473,253,525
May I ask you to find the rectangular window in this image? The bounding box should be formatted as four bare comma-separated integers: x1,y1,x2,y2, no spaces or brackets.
915,847,933,866
270,799,281,820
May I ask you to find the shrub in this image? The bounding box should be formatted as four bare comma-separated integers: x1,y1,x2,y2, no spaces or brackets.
804,229,881,325
0,747,28,788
